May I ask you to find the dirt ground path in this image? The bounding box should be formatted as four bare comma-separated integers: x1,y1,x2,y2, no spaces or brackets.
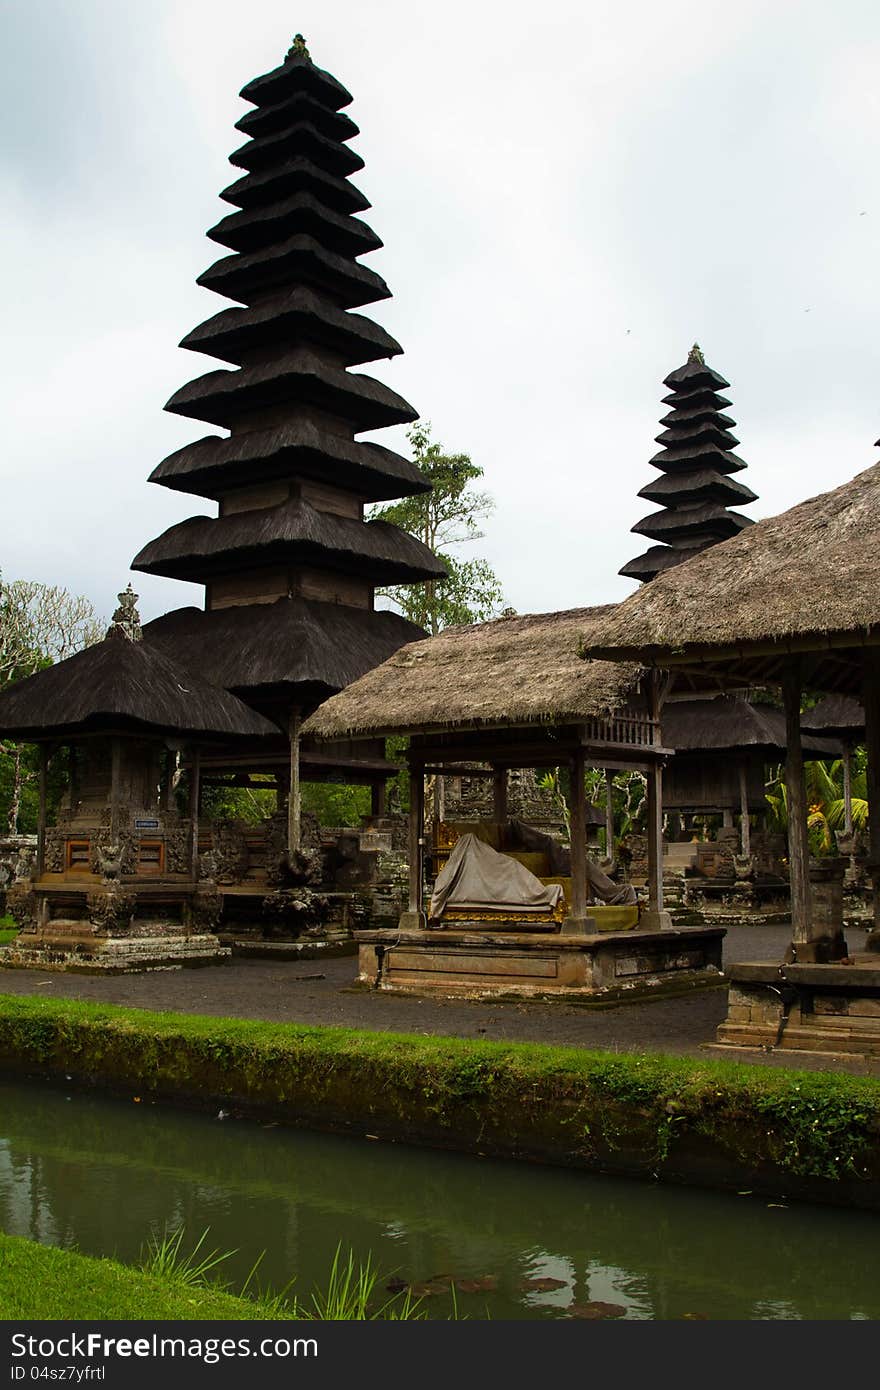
1,923,878,1078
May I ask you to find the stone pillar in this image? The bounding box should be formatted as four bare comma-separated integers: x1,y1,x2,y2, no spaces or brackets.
808,858,847,960
492,766,508,824
783,663,814,957
863,649,880,950
400,764,425,929
722,807,734,829
109,737,121,844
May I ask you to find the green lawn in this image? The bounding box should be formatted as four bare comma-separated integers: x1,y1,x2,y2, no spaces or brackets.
0,1233,287,1320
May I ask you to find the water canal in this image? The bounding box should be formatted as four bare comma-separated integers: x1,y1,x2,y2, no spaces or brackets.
1,1077,877,1320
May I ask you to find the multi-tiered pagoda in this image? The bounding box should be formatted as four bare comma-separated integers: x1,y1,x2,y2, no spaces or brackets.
619,345,756,583
134,37,444,832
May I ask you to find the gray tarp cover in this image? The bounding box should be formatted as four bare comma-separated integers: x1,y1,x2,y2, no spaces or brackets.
429,833,565,920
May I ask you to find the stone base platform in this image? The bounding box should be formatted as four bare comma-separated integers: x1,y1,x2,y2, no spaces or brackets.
0,929,230,974
355,924,726,1000
716,957,880,1056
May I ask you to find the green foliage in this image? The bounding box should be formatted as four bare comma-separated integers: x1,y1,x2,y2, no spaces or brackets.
368,422,505,635
201,779,276,825
301,781,370,827
306,1243,426,1320
139,1226,237,1288
765,752,868,854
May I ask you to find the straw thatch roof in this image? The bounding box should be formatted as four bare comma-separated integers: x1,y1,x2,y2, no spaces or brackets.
302,607,644,741
801,695,865,738
0,632,278,742
662,696,843,757
585,460,880,692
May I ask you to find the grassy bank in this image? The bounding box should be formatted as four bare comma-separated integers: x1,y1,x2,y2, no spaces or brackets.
0,994,879,1206
0,1233,284,1320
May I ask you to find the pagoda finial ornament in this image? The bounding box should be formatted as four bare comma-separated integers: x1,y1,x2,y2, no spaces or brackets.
287,33,310,60
107,584,143,642
687,343,705,365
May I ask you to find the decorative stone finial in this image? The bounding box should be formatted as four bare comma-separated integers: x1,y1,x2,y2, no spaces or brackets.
288,33,310,60
107,584,142,642
687,343,705,365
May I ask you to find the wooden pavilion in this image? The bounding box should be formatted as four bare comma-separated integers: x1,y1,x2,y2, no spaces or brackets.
303,608,724,998
132,36,445,852
583,453,880,1054
0,589,276,971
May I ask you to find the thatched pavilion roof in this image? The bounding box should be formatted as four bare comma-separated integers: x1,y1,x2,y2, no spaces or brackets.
0,631,278,742
302,607,644,741
585,460,880,693
662,696,843,757
801,694,865,738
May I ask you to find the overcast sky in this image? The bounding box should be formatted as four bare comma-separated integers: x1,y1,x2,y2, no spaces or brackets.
2,0,878,626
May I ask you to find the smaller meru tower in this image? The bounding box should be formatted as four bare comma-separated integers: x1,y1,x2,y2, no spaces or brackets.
134,35,445,840
620,345,756,583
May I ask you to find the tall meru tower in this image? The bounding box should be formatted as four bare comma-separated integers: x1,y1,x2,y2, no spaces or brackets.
619,345,757,583
135,37,444,827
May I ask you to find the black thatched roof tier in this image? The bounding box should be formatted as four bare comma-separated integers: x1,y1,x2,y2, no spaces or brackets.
654,421,740,451
133,498,446,585
621,346,757,584
633,502,753,544
638,469,757,507
180,288,400,367
646,444,747,475
801,695,865,738
150,423,431,503
143,598,425,704
618,543,705,583
661,696,843,757
197,234,391,309
166,350,417,432
235,91,359,142
0,632,278,742
220,157,369,215
239,46,352,111
207,192,381,257
663,358,730,393
230,123,364,177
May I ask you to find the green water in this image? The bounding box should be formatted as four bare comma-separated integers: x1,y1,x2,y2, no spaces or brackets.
0,1077,877,1320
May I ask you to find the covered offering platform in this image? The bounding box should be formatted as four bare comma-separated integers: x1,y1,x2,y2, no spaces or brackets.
585,455,880,1053
303,607,724,998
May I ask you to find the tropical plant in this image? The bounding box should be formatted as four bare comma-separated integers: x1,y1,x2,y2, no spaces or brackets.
765,754,868,855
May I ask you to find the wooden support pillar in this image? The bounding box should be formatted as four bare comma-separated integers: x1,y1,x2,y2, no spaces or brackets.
492,766,508,824
722,807,734,829
288,708,301,855
109,737,121,844
402,764,425,927
190,746,201,882
604,768,615,865
567,746,589,930
643,671,671,931
863,650,880,948
843,745,854,837
739,762,751,858
371,780,387,818
783,663,813,949
36,745,48,878
646,761,664,914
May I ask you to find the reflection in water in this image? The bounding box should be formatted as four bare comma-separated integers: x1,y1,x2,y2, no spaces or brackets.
0,1078,878,1319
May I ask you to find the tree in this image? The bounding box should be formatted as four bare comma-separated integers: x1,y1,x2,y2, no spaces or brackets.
0,573,105,833
368,423,505,635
